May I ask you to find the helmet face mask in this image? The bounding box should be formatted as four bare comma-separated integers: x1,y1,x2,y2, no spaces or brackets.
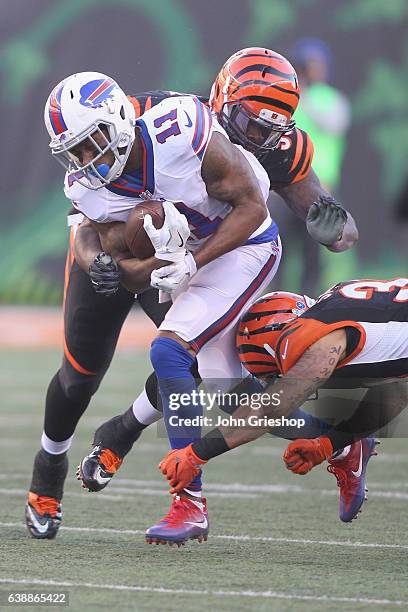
44,72,136,190
220,101,295,157
51,120,132,188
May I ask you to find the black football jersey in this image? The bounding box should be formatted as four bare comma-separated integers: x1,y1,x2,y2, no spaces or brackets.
274,278,408,384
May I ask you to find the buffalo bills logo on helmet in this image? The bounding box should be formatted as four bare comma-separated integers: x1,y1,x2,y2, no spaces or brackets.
79,78,116,108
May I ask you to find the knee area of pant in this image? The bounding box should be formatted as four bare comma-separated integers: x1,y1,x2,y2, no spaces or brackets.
150,337,193,376
59,374,100,402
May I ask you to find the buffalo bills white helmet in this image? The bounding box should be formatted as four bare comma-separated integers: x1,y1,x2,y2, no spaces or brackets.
44,71,136,189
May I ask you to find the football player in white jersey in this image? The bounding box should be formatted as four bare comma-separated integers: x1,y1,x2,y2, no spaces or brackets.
44,67,283,545
26,49,358,543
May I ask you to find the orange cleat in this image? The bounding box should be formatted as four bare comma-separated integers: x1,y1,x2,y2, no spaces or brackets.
25,492,62,540
76,445,123,492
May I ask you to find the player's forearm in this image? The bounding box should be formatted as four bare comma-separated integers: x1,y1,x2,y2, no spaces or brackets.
118,257,170,293
277,168,328,221
277,170,358,252
192,332,345,460
192,377,319,459
193,202,267,269
326,211,358,252
74,221,103,272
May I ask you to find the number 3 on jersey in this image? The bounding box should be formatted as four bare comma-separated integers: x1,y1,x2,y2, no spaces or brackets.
154,109,181,144
340,278,408,302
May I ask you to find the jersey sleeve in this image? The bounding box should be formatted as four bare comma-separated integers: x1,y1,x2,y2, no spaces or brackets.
275,317,365,375
144,95,213,164
263,128,314,191
187,96,213,161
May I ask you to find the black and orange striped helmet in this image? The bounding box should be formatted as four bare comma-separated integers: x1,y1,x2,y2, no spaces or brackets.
209,47,300,157
237,291,314,379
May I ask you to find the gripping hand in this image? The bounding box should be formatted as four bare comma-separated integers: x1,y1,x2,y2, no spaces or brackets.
150,252,197,293
144,201,190,263
89,252,120,297
283,436,334,475
159,445,208,494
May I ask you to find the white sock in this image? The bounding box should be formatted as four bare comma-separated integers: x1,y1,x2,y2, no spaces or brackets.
41,432,74,455
132,388,162,425
184,488,202,498
331,445,351,461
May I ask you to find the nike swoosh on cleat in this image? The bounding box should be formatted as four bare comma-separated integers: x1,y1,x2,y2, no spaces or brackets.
351,444,363,478
184,111,193,128
95,472,112,484
26,506,49,534
185,517,208,530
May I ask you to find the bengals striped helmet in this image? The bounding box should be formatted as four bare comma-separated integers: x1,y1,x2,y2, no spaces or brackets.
210,47,299,157
237,291,314,378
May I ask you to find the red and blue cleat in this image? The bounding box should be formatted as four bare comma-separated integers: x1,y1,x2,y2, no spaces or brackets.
327,437,379,522
146,495,209,547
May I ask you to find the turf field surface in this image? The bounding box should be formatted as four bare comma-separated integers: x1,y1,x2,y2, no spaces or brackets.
1,349,407,611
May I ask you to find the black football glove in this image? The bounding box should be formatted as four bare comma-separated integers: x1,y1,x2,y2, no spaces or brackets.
306,196,348,246
89,252,120,297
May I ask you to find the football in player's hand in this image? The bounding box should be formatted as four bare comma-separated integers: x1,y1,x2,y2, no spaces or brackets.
124,200,165,259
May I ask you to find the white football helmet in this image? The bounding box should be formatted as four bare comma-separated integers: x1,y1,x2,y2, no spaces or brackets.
44,71,136,189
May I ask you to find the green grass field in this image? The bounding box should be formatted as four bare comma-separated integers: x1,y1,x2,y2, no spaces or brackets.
1,349,408,611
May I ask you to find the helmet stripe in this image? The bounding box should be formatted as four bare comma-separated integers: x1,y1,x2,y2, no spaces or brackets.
238,95,295,115
235,64,297,82
237,343,269,354
272,84,300,99
49,85,67,135
236,80,300,100
241,309,294,322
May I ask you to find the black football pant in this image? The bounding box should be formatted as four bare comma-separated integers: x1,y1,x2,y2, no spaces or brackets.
43,250,170,444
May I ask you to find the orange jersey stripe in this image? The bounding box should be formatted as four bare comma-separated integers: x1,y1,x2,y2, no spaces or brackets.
289,129,305,174
290,130,314,183
128,95,141,118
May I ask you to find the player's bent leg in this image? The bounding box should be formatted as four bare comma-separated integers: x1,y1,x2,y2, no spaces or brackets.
327,437,379,522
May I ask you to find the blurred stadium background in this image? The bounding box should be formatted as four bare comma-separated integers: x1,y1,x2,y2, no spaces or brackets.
1,2,408,609
1,0,407,309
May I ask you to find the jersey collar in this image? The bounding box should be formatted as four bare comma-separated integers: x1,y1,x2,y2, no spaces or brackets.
106,119,155,198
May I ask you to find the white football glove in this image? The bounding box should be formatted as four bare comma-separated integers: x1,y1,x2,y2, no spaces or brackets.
150,252,197,292
144,201,190,263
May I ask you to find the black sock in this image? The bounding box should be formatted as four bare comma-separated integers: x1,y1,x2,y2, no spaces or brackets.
29,449,68,501
93,407,146,458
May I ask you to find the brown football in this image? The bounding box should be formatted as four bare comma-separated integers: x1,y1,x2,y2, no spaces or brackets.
124,200,165,259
